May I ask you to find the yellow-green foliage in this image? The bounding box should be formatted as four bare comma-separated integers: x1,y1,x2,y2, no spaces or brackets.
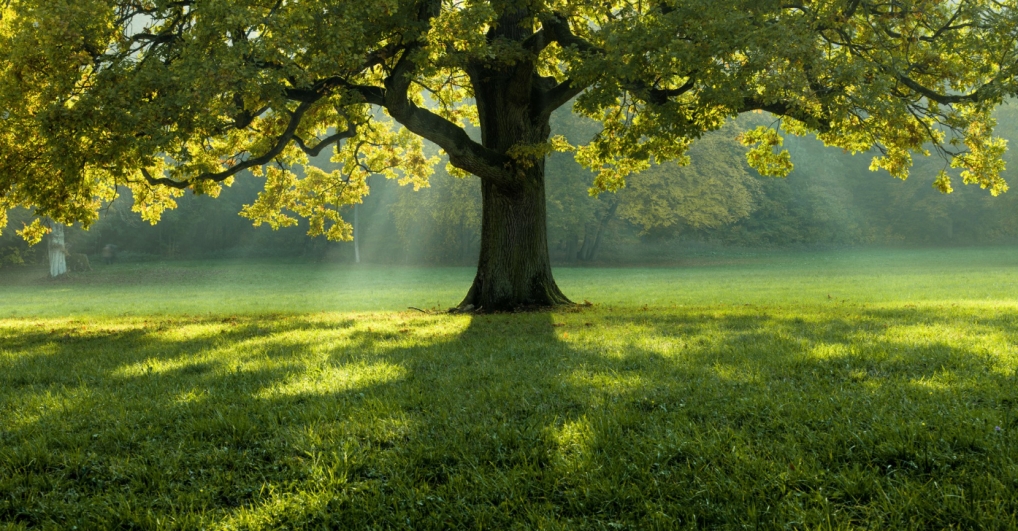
2,0,1017,240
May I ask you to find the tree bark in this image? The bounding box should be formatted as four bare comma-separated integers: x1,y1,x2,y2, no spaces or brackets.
458,162,571,311
449,12,574,312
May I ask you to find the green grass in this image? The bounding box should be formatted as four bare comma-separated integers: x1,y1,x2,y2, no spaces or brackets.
2,247,1018,529
3,247,1018,317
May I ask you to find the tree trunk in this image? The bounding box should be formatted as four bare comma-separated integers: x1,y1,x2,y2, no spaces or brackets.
576,223,598,262
48,222,67,277
577,200,619,263
448,7,575,311
353,203,361,263
458,163,571,311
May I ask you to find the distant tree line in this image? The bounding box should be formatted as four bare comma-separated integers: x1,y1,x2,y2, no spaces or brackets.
3,106,1018,270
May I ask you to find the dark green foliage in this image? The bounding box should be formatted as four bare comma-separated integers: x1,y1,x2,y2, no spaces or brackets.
0,209,39,269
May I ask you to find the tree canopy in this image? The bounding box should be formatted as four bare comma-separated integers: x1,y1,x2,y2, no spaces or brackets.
3,0,1018,307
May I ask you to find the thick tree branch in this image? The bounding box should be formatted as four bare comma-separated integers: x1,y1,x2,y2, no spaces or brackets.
537,79,587,118
642,78,697,105
521,27,551,54
894,72,1000,105
362,42,404,71
294,126,357,157
541,13,598,55
142,100,325,189
739,98,832,134
232,103,269,129
526,13,604,117
536,13,696,114
262,3,510,184
284,77,384,105
381,42,512,184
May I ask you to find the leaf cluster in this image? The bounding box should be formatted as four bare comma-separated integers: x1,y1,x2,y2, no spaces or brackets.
2,0,1018,241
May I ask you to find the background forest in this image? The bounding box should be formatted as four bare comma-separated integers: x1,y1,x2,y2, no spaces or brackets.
4,105,1018,269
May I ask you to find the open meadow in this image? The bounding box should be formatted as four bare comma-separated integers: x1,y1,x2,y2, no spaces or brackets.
2,247,1018,529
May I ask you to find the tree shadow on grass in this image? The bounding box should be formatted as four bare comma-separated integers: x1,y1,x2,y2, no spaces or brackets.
1,306,1017,529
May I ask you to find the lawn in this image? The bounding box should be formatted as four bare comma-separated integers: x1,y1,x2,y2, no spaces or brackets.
1,248,1017,529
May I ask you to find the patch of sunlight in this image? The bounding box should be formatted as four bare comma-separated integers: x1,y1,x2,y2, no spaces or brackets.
806,341,852,360
397,314,472,340
910,373,958,393
6,407,45,432
712,362,745,382
565,369,644,393
933,300,1018,310
113,355,217,378
256,361,406,399
552,416,595,467
967,330,1016,357
711,362,761,384
174,387,211,404
871,301,1018,312
847,369,868,383
5,389,86,431
207,319,388,359
0,340,60,363
205,330,321,361
990,354,1018,377
148,322,225,342
623,334,684,357
217,331,322,358
883,323,968,343
218,488,335,530
0,318,60,329
882,321,1014,363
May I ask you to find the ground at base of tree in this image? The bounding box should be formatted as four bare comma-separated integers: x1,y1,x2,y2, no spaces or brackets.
1,250,1017,529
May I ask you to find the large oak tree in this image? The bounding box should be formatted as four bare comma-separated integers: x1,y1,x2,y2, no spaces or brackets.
2,0,1017,310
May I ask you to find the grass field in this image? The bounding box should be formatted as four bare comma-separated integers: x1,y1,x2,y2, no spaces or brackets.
2,247,1017,529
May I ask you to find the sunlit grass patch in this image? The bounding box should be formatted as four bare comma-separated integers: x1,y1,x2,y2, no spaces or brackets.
2,250,1018,528
257,361,408,399
1,302,1015,529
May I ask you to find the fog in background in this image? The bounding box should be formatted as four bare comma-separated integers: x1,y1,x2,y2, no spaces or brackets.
4,106,1018,272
